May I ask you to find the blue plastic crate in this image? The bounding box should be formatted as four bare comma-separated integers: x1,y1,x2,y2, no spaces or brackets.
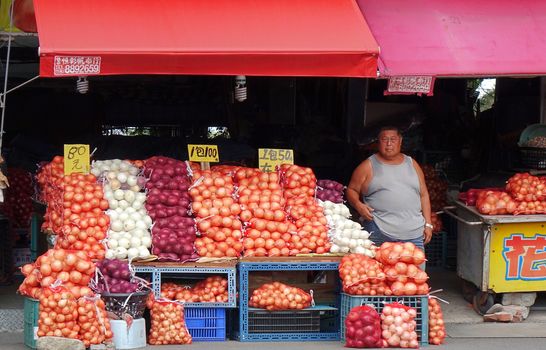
340,293,429,346
24,298,39,349
185,308,226,341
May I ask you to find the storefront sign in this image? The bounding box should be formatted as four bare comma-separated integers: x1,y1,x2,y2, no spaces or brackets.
258,148,293,172
385,76,435,96
54,56,101,76
489,223,546,292
188,144,219,163
63,144,90,175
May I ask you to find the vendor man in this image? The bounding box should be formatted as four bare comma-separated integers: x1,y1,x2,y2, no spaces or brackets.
346,126,432,251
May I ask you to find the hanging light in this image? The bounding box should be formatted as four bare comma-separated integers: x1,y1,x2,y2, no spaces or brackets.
234,75,247,102
76,76,89,94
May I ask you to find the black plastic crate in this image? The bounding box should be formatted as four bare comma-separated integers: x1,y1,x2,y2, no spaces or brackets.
519,147,546,169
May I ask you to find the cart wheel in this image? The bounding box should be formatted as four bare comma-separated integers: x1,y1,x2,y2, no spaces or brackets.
472,291,495,315
462,280,478,304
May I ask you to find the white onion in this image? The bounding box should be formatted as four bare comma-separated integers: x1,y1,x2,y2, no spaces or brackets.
141,236,152,248
119,162,130,172
132,200,143,210
330,244,341,253
127,175,138,187
117,172,128,184
130,185,141,192
114,189,125,201
130,237,141,248
115,247,128,259
109,200,119,210
124,219,136,231
110,220,123,232
106,171,117,181
128,167,139,176
135,220,148,230
138,247,150,258
118,212,129,222
107,239,118,249
124,191,136,203
118,199,129,210
130,212,142,222
118,237,130,249
105,250,116,259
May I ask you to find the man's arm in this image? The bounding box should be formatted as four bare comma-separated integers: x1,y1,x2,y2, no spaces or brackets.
346,160,374,221
413,160,433,244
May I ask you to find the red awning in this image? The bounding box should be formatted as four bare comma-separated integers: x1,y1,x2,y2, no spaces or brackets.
358,0,546,78
33,0,379,78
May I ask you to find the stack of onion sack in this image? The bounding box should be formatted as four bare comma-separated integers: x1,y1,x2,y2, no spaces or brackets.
381,303,419,348
422,165,448,212
0,168,33,228
316,179,344,203
143,156,196,261
249,282,313,310
37,157,110,260
338,254,391,296
344,305,383,348
280,165,330,254
319,200,375,256
94,159,152,261
377,243,429,296
92,259,140,294
148,299,192,345
191,170,243,257
77,295,113,347
161,275,228,303
18,249,95,299
506,173,546,214
429,298,446,345
430,212,443,234
475,190,518,215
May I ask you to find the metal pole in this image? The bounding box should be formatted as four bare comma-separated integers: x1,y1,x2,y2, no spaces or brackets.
0,0,15,151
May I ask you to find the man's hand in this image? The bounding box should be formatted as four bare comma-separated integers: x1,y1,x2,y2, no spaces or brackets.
424,227,433,245
358,203,375,221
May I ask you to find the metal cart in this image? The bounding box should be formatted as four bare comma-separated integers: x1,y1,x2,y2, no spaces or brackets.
444,201,546,313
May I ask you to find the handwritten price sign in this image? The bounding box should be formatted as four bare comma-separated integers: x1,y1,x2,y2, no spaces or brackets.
188,144,219,163
258,148,294,172
64,144,90,175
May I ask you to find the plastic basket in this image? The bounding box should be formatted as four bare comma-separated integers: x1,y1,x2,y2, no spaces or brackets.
185,308,226,341
340,293,428,345
100,291,149,319
519,147,546,169
24,298,39,349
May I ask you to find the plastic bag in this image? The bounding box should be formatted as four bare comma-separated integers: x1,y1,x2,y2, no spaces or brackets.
249,282,313,310
38,284,79,339
77,294,113,346
475,191,518,215
148,299,192,345
345,305,383,348
428,298,446,345
380,303,419,348
339,254,390,296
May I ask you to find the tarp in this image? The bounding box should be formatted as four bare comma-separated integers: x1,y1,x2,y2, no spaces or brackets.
358,0,546,78
33,0,379,78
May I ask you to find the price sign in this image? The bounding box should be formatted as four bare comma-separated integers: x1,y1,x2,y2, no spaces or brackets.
64,144,90,175
188,144,219,163
258,148,294,172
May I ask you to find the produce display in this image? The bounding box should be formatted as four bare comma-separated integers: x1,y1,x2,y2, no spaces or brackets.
377,242,429,296
93,259,140,294
192,170,244,257
161,276,228,303
144,156,196,261
0,167,33,228
92,159,152,261
339,254,391,296
344,305,383,348
475,190,517,215
319,200,376,256
422,165,448,212
458,188,504,206
316,179,344,203
249,282,313,310
428,298,446,345
148,299,192,345
37,157,109,260
380,303,419,348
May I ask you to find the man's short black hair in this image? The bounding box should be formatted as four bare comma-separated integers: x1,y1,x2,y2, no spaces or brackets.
378,126,402,137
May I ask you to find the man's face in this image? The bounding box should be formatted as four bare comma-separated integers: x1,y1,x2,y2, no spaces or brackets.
378,130,402,158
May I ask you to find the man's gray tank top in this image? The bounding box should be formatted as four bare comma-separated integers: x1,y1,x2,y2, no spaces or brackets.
362,154,424,240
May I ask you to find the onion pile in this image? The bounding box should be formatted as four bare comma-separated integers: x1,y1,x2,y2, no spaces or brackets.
19,249,95,299
525,136,546,148
380,303,419,348
316,179,344,203
377,242,429,296
235,168,285,210
428,298,446,345
192,170,243,257
0,168,33,228
249,282,313,310
338,254,391,296
144,156,196,262
93,259,139,294
77,295,113,347
38,286,79,339
319,200,375,256
506,173,546,214
93,159,152,261
344,305,383,348
37,156,109,259
148,299,192,345
280,165,317,206
422,165,448,212
161,275,228,303
476,190,518,215
458,188,504,206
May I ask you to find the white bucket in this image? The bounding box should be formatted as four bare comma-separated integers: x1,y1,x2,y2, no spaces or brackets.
110,318,147,349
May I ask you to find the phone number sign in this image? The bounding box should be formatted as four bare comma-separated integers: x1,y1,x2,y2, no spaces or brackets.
54,56,101,76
